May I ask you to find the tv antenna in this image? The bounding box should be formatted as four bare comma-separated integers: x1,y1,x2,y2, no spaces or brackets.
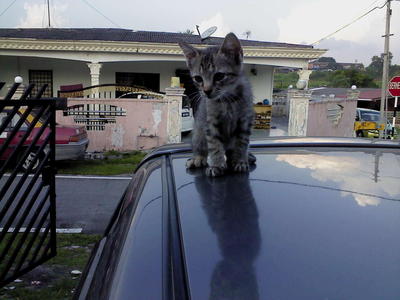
196,26,217,41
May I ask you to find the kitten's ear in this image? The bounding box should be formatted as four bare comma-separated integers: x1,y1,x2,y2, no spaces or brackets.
219,33,243,64
179,41,199,61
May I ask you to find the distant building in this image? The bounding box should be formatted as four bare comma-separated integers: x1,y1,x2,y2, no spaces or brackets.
308,57,338,71
308,57,364,72
337,63,364,71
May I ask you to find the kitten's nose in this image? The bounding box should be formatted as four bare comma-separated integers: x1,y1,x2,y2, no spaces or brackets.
204,89,212,97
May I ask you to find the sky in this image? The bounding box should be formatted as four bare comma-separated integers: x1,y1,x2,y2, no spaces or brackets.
0,0,399,65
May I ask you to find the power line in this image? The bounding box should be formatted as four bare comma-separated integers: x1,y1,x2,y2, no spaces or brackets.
0,0,18,18
311,0,388,45
81,0,121,28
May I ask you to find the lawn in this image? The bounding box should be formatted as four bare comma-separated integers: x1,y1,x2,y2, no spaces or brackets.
0,234,101,300
56,150,146,175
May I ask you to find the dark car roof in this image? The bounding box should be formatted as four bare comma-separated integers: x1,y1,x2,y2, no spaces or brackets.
138,137,400,168
0,28,313,49
172,146,400,299
79,138,400,300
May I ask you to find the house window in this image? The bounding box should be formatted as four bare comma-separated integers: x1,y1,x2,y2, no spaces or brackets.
115,72,160,97
29,70,53,97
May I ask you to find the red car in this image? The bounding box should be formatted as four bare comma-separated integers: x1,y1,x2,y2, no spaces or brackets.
0,108,89,170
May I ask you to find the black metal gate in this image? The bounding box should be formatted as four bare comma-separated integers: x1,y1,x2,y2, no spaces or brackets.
0,82,60,287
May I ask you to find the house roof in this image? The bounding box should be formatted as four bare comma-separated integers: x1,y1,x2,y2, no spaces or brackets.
0,28,313,49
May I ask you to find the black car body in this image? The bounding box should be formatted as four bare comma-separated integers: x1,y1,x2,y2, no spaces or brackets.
76,137,400,300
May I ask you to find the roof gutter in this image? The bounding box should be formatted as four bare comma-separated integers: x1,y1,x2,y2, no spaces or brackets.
0,38,326,59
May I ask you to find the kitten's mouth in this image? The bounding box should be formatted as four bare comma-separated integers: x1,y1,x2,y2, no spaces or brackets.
203,91,219,100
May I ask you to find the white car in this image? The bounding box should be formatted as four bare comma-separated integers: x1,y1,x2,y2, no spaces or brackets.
181,106,194,133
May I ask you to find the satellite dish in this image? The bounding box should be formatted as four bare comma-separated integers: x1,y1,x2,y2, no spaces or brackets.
200,26,217,40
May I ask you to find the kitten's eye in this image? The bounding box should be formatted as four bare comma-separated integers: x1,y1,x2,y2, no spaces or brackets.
193,76,203,83
214,72,225,82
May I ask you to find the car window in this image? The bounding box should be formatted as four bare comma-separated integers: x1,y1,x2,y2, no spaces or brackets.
85,159,163,300
360,111,380,121
0,111,28,131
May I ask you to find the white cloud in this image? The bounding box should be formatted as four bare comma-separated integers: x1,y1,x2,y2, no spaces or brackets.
276,153,400,207
277,0,400,64
197,13,231,38
18,2,68,28
318,38,381,65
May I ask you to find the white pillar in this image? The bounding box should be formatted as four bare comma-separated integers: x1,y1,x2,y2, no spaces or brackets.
288,90,312,136
296,69,313,90
87,62,102,98
165,87,185,144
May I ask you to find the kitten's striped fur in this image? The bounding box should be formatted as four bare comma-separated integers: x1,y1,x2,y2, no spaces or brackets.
179,33,255,177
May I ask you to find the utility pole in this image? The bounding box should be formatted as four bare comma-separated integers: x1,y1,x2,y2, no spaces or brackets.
47,0,51,28
379,0,392,138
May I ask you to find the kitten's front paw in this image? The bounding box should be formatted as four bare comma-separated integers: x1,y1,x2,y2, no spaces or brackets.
232,160,249,173
186,156,207,169
205,166,226,177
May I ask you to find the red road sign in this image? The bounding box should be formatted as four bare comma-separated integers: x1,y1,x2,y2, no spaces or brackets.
388,76,400,97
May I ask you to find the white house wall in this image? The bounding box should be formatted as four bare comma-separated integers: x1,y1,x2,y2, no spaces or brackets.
0,57,185,97
1,56,275,102
0,56,90,97
244,65,274,103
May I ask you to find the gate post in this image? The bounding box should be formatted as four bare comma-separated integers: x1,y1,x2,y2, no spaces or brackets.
288,90,312,136
165,87,185,144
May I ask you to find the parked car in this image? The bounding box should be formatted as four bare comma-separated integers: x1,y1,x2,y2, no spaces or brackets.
0,108,89,170
75,137,400,300
181,106,194,133
181,95,194,133
355,108,394,138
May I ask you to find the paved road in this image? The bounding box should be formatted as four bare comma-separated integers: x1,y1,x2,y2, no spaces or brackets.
0,174,131,234
56,175,131,233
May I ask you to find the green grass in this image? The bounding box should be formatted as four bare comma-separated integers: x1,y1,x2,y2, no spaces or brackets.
56,150,146,175
0,234,101,300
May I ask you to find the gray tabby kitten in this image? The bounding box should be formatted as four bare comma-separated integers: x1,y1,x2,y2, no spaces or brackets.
179,33,255,177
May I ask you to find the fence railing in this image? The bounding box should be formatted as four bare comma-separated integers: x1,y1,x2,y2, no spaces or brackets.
0,82,60,287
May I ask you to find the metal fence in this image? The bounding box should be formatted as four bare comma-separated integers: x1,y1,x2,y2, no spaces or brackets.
0,83,60,287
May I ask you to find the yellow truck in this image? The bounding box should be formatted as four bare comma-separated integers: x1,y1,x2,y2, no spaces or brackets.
354,108,394,138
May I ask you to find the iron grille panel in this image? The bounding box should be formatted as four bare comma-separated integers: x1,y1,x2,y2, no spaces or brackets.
0,83,57,287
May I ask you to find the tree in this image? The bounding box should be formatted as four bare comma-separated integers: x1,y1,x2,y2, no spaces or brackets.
331,72,350,87
331,70,377,88
318,57,337,63
366,52,394,79
308,70,377,88
314,57,339,70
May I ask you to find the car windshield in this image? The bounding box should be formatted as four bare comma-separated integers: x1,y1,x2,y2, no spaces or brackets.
360,111,380,121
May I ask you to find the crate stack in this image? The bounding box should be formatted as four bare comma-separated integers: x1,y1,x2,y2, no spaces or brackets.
253,105,272,129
